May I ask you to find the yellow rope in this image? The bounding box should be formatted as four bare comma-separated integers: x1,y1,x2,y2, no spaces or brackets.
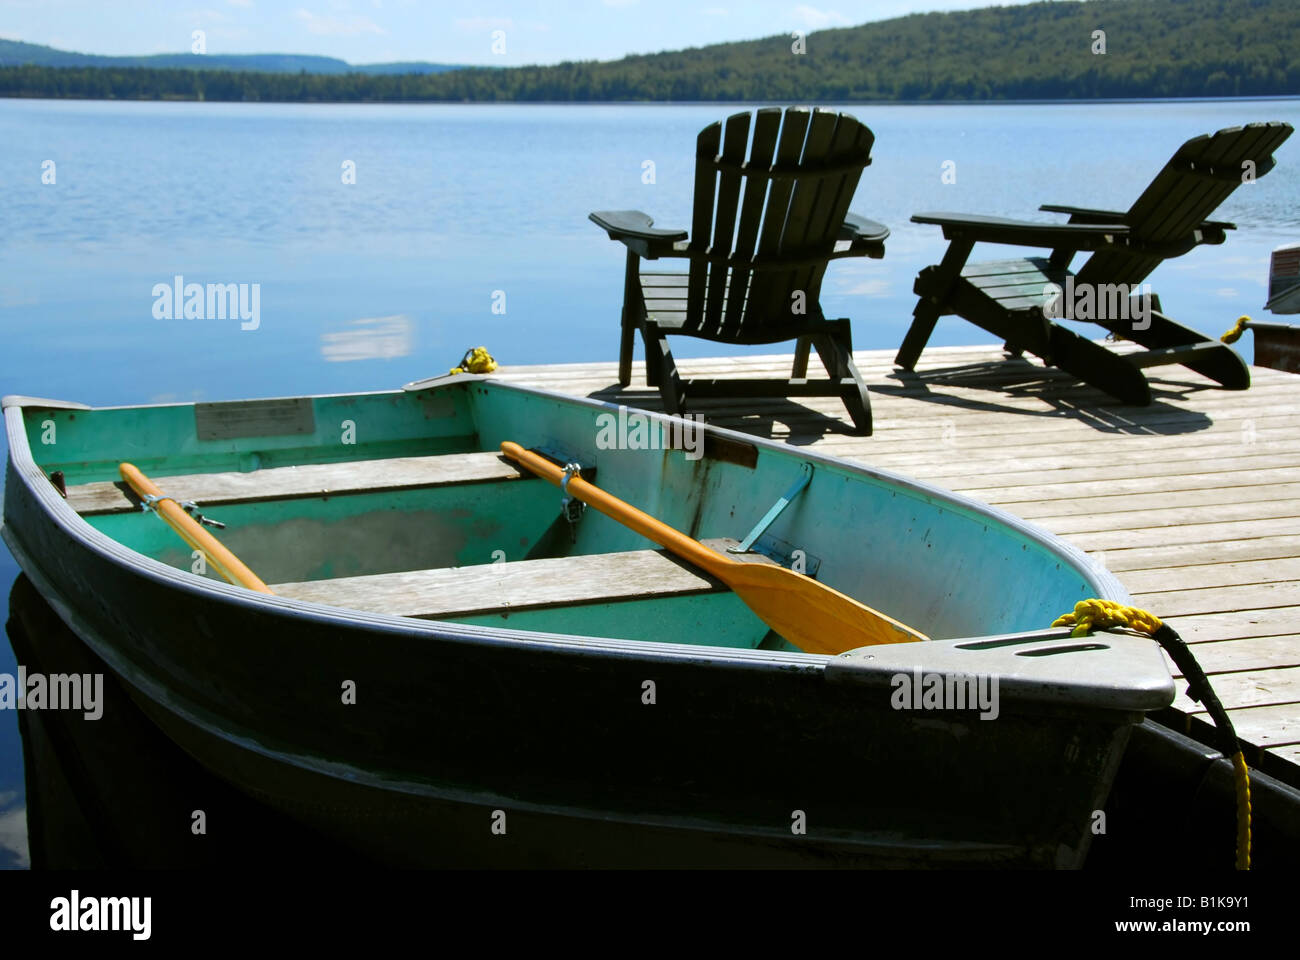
1051,598,1251,870
1231,751,1252,870
1220,315,1251,344
1050,598,1163,637
449,346,498,375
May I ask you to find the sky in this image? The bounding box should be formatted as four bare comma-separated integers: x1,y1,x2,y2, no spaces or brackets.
0,0,1048,66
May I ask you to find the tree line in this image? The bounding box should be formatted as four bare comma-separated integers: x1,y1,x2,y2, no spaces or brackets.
0,0,1294,103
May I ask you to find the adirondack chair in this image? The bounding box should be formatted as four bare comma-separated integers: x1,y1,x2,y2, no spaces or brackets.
898,122,1294,405
590,107,889,434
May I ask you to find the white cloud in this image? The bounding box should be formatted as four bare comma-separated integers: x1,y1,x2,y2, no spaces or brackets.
226,0,253,7
321,315,414,362
703,7,728,15
793,5,850,29
0,805,29,870
454,16,513,31
839,277,890,296
295,8,386,36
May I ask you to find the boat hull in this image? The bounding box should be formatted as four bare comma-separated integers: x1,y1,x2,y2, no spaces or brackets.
1,383,1172,867
1249,320,1300,374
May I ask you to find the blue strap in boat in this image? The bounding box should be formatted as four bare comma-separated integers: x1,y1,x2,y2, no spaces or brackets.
729,463,813,554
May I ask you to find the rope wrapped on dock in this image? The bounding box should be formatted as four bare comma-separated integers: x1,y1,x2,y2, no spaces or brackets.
1053,600,1251,870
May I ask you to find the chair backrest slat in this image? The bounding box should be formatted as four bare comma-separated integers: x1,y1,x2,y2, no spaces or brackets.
762,110,838,332
685,120,723,334
746,109,813,327
789,116,875,333
677,107,875,339
702,112,754,337
722,108,782,334
1076,123,1293,289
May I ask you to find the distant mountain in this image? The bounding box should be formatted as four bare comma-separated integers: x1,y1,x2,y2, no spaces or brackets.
0,39,466,75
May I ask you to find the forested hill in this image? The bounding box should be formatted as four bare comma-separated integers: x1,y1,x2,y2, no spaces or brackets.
1,0,1296,103
0,39,464,75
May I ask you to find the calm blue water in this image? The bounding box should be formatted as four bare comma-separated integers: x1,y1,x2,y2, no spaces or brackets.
1,98,1298,867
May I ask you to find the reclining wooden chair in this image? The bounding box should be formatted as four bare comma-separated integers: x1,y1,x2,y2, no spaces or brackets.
590,106,889,434
898,122,1294,405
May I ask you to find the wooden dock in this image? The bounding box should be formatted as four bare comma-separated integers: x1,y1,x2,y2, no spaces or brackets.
496,342,1300,785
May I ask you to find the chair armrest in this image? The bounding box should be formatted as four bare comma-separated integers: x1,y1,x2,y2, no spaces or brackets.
589,210,688,258
1038,204,1128,222
1040,203,1236,232
838,212,889,260
911,212,1130,252
840,213,890,243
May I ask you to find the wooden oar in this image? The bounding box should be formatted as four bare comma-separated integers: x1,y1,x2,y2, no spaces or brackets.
119,462,274,594
500,442,928,653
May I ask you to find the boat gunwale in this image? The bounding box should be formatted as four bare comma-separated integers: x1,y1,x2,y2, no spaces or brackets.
2,376,1131,666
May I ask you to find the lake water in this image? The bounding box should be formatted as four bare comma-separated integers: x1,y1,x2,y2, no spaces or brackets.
1,97,1298,867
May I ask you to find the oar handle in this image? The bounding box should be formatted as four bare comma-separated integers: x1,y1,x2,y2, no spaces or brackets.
120,462,274,594
500,442,733,578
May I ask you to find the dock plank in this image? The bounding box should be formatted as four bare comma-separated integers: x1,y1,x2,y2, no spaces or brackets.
1161,635,1300,675
1123,558,1300,593
1170,666,1300,713
1096,535,1300,572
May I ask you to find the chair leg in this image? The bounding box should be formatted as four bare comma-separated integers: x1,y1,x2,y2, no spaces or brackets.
619,250,643,388
642,321,661,388
644,322,685,415
1046,323,1152,406
1121,310,1251,391
618,310,635,387
896,299,942,371
815,328,872,435
792,336,812,378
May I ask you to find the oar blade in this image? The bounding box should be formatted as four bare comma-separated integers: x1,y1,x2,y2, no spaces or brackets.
727,562,928,654
499,440,929,654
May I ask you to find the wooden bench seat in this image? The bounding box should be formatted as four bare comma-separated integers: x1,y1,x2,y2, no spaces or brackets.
271,538,774,620
65,451,529,516
959,257,1070,312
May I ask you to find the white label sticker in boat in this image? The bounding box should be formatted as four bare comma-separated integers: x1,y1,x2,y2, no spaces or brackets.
194,398,316,441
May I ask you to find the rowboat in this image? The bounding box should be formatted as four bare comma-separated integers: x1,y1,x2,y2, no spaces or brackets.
1,375,1174,867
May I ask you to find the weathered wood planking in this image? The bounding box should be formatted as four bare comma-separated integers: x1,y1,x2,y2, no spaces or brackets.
65,451,529,515
1100,536,1300,572
1161,635,1300,675
493,342,1300,777
271,538,770,620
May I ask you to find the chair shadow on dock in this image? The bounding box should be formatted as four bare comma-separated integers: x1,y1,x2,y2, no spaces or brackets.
586,384,861,445
587,349,1224,442
876,358,1219,436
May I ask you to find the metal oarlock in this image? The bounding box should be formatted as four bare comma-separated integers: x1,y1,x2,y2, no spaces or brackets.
139,493,226,529
560,462,586,542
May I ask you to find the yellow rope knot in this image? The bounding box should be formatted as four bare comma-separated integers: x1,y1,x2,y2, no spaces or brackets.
449,346,498,376
1051,598,1163,637
1220,315,1251,344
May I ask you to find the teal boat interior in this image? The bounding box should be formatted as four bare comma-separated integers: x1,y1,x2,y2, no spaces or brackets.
10,376,1118,650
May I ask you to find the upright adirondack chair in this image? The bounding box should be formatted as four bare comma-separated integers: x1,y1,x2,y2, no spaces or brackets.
590,107,889,434
898,122,1294,405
